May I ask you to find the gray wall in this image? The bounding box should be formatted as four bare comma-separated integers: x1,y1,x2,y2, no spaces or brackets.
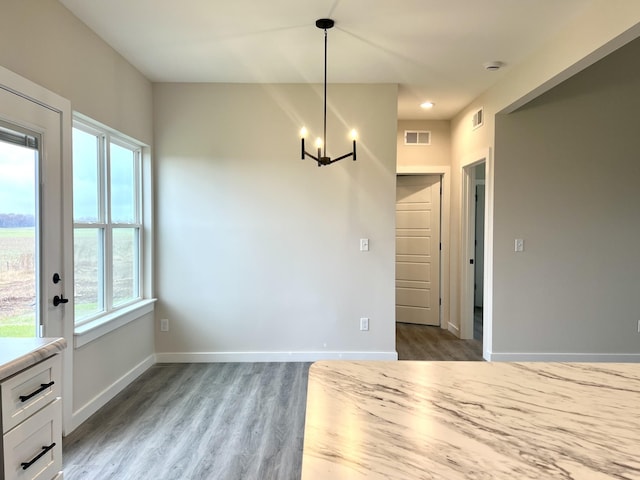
0,0,153,144
153,83,398,359
397,120,451,169
0,0,154,430
493,37,640,356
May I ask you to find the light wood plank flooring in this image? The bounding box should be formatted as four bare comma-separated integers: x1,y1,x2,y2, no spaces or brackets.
64,328,482,479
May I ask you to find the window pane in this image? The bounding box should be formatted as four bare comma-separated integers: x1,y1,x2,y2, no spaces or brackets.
110,143,136,223
72,128,100,222
112,227,138,306
0,141,37,337
74,228,104,321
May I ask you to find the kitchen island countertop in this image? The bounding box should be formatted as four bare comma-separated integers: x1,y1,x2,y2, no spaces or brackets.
302,360,640,479
0,337,66,381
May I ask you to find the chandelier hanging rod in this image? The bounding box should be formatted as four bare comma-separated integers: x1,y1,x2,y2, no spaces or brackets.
322,19,328,160
300,18,357,167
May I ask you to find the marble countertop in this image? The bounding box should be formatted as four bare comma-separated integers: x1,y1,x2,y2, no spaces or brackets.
0,337,66,381
301,361,640,479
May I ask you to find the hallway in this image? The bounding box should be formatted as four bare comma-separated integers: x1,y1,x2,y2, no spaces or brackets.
396,323,483,361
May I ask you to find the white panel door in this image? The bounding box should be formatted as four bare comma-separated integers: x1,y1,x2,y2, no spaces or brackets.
396,175,441,325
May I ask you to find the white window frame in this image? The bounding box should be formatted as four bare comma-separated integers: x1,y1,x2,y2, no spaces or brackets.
72,116,154,346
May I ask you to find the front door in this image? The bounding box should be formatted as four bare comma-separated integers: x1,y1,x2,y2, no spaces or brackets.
396,175,441,326
0,86,65,338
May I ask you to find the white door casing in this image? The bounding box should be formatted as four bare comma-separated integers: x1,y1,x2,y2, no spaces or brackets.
396,175,441,326
461,148,493,362
0,65,73,434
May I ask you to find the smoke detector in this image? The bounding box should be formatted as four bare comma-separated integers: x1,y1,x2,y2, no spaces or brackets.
483,61,504,71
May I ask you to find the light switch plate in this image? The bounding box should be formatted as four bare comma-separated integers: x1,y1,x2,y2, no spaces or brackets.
360,238,369,251
515,239,524,252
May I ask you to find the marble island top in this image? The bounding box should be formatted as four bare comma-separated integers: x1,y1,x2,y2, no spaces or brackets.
301,361,640,479
0,337,66,381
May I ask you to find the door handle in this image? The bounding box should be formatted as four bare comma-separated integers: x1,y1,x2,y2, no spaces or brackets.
53,295,69,307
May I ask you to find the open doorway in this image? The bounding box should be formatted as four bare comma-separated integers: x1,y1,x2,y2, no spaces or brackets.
461,153,492,359
473,164,485,343
395,169,485,360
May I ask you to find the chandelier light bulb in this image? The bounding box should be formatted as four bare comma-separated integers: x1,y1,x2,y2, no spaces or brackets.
315,138,323,149
350,129,358,140
300,127,308,138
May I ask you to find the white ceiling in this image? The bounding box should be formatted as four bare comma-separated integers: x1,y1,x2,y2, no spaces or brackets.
58,0,595,120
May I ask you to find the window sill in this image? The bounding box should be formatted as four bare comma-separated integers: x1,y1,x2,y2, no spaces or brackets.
74,298,156,348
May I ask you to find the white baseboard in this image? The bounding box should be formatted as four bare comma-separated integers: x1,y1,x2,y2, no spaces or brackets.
488,352,640,362
69,354,155,433
448,322,460,335
155,351,398,363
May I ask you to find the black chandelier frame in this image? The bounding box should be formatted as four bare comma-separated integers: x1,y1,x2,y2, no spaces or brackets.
300,18,357,167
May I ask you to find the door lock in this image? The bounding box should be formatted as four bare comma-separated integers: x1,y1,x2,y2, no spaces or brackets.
53,295,69,307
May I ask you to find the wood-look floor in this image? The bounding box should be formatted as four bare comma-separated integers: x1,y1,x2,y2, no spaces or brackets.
396,322,484,361
63,363,310,480
63,328,483,479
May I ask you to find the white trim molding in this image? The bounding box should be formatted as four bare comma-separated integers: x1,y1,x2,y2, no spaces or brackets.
155,351,399,363
488,352,640,362
69,354,155,433
459,148,493,362
74,299,156,348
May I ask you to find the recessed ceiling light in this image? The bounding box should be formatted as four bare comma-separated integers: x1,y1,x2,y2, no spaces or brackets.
420,101,435,109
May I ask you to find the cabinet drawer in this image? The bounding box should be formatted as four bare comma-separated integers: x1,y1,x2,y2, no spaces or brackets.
3,397,62,480
1,355,61,434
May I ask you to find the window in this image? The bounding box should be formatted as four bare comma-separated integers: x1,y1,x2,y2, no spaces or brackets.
72,120,143,326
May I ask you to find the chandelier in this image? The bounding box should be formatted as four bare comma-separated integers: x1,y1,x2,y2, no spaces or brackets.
300,19,357,167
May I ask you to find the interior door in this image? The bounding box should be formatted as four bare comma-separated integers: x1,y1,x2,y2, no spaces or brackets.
396,175,441,326
0,87,65,338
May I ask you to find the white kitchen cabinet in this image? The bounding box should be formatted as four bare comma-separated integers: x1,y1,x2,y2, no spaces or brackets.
1,354,62,480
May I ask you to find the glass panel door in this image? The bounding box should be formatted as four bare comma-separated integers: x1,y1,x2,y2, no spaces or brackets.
1,67,71,435
0,132,39,337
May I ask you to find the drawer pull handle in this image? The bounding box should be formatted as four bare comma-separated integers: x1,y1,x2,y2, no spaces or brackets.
19,381,55,402
21,443,56,470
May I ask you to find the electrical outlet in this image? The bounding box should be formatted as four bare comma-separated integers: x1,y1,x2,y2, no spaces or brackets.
360,317,369,331
160,318,169,332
